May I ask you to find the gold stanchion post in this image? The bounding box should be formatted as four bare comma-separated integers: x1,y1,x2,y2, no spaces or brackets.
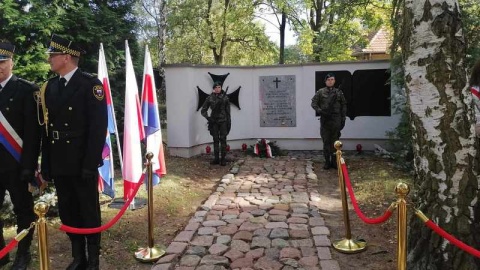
34,201,50,270
134,152,165,262
395,182,409,270
332,141,367,253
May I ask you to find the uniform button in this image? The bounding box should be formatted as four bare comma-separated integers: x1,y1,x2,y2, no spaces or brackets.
51,140,55,144
9,98,13,101
66,141,70,144
64,123,69,126
68,107,73,110
50,123,53,127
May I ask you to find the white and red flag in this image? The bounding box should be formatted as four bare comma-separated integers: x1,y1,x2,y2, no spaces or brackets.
122,40,145,201
97,43,121,198
140,45,166,186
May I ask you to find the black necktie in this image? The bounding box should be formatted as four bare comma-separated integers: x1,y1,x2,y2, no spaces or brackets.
59,77,66,89
57,77,66,97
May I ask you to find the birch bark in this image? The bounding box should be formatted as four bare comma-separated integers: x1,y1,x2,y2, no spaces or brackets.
401,0,480,268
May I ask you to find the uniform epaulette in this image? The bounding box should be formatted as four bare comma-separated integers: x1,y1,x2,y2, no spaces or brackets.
17,77,39,89
82,71,95,78
17,77,36,86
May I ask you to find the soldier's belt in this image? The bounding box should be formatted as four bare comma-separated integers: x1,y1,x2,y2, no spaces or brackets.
48,130,85,140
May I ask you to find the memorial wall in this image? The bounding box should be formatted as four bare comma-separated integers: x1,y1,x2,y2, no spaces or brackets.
164,60,401,157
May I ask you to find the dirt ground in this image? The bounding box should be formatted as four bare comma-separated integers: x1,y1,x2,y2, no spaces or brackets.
313,155,402,270
2,151,409,269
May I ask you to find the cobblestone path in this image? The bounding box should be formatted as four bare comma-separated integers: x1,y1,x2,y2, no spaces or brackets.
152,153,340,270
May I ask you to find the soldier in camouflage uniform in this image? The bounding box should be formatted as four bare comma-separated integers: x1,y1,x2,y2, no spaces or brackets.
201,81,231,166
311,73,347,170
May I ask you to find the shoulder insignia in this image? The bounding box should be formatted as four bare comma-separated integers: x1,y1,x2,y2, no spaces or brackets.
17,77,39,89
82,71,95,79
93,85,105,101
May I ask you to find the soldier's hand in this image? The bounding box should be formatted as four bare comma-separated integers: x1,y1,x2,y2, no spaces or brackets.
20,169,34,183
317,110,330,117
81,169,97,182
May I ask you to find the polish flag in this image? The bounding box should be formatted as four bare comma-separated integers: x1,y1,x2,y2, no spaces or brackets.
122,40,145,201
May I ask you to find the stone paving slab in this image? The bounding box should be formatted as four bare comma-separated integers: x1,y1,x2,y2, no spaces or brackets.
152,152,340,270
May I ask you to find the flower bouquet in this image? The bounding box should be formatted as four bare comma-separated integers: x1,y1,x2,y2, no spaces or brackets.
247,139,284,158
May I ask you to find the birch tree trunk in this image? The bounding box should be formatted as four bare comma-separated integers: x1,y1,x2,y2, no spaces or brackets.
401,0,480,269
158,0,167,102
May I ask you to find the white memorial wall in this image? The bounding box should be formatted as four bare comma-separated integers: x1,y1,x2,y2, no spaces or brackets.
164,60,401,157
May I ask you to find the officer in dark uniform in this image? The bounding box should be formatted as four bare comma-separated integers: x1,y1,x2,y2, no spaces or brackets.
311,73,347,170
41,34,107,270
0,42,40,270
201,81,231,166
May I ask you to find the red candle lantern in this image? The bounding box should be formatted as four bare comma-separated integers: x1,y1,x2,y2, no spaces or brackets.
206,145,211,154
242,143,247,151
356,144,363,154
226,144,230,152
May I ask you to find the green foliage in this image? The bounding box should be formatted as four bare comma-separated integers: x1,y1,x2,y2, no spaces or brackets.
246,139,286,158
0,0,142,93
385,109,414,171
0,0,61,82
292,0,392,62
284,44,312,64
461,0,480,66
163,0,277,65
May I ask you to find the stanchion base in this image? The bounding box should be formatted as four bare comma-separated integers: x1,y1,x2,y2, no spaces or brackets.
332,238,367,254
134,246,166,263
108,197,147,210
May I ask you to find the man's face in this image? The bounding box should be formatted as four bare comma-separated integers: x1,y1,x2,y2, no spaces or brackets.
213,85,221,94
325,77,335,88
0,59,13,83
48,53,69,74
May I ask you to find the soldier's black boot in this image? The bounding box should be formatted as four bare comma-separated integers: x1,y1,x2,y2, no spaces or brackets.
330,154,337,169
11,231,33,270
66,239,87,270
220,153,226,166
86,244,100,270
0,233,10,267
210,151,220,165
323,154,331,170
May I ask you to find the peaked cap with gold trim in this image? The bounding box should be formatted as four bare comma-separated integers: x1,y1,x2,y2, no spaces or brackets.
0,42,15,61
46,34,85,57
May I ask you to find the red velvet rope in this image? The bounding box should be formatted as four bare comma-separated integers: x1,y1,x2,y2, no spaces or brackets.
424,220,480,258
341,163,393,224
0,239,18,260
59,175,145,234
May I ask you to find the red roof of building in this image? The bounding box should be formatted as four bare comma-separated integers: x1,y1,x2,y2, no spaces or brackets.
352,28,391,56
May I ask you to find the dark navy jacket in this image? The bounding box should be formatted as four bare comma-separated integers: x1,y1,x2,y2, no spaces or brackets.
0,75,40,172
41,70,107,177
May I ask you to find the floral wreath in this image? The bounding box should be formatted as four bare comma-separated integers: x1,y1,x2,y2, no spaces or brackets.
253,139,273,158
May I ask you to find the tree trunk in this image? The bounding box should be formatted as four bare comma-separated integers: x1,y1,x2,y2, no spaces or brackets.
157,0,167,103
279,10,286,64
401,0,480,269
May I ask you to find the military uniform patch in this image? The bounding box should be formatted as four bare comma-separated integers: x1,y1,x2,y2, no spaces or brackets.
93,85,104,101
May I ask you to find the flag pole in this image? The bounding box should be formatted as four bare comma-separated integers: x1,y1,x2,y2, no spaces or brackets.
134,152,165,262
100,43,124,174
112,40,147,210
